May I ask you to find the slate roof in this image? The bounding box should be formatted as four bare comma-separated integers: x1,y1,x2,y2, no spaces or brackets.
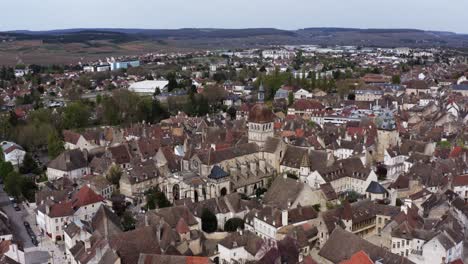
219,230,263,256
263,176,306,209
208,165,229,180
48,149,88,172
319,227,414,264
366,181,387,194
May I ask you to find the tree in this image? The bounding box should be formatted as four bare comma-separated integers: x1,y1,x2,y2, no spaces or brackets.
48,132,64,159
224,218,245,232
376,165,388,181
106,165,122,187
255,188,267,198
197,96,210,116
62,102,90,129
122,211,136,231
346,190,360,203
166,72,178,92
4,171,22,199
288,91,294,106
201,208,217,233
145,188,171,210
227,107,237,120
19,153,39,174
0,161,14,181
392,75,401,84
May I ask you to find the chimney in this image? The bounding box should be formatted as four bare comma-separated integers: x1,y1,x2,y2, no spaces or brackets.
281,210,288,226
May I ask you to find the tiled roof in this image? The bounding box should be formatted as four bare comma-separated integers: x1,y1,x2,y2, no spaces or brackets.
71,185,104,208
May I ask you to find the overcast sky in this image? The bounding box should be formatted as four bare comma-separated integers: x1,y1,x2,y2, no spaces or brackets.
2,0,467,33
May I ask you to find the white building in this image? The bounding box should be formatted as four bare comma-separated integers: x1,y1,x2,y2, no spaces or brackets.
1,141,26,166
46,149,90,181
453,175,468,202
36,185,103,241
294,88,313,100
128,80,169,95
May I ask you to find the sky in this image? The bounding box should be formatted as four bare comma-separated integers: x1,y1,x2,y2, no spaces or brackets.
1,0,467,33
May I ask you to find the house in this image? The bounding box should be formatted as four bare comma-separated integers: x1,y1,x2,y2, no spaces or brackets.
274,86,294,101
318,227,413,264
355,87,384,102
452,174,468,202
263,176,324,210
218,230,264,264
404,80,430,96
452,84,468,96
294,89,313,100
244,204,318,240
47,149,90,181
78,174,114,200
188,192,260,230
317,200,401,247
287,99,325,117
416,229,463,264
0,141,26,166
36,185,104,241
64,205,123,262
365,181,388,201
63,130,101,151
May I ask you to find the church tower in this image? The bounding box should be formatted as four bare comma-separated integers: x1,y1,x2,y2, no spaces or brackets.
248,82,274,147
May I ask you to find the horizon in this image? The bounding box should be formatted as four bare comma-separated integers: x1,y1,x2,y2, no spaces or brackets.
2,0,467,34
0,26,468,35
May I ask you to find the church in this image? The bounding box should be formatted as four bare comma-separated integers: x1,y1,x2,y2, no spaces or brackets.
159,83,285,203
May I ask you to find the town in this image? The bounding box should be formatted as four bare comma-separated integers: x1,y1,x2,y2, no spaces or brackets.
0,43,467,264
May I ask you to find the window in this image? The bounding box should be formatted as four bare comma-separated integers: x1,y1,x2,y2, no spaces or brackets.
397,242,400,248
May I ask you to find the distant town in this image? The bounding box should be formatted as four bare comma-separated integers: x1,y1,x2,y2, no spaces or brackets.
0,43,468,264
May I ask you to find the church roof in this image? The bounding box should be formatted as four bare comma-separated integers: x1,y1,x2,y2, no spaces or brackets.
248,103,274,124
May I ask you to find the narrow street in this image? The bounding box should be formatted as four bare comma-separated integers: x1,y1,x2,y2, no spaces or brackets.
0,185,65,264
0,185,32,248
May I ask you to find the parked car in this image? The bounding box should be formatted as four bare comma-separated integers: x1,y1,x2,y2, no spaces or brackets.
13,204,20,211
23,222,30,228
26,228,34,236
31,236,38,246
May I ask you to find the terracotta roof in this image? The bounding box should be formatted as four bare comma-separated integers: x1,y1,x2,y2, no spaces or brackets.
290,99,325,111
49,201,74,217
248,103,274,123
453,174,468,187
71,185,104,208
339,250,374,264
63,130,81,145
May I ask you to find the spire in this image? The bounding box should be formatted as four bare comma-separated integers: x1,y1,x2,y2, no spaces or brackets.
258,82,265,103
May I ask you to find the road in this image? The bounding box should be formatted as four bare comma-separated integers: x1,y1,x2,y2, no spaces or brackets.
0,185,33,248
0,185,66,263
